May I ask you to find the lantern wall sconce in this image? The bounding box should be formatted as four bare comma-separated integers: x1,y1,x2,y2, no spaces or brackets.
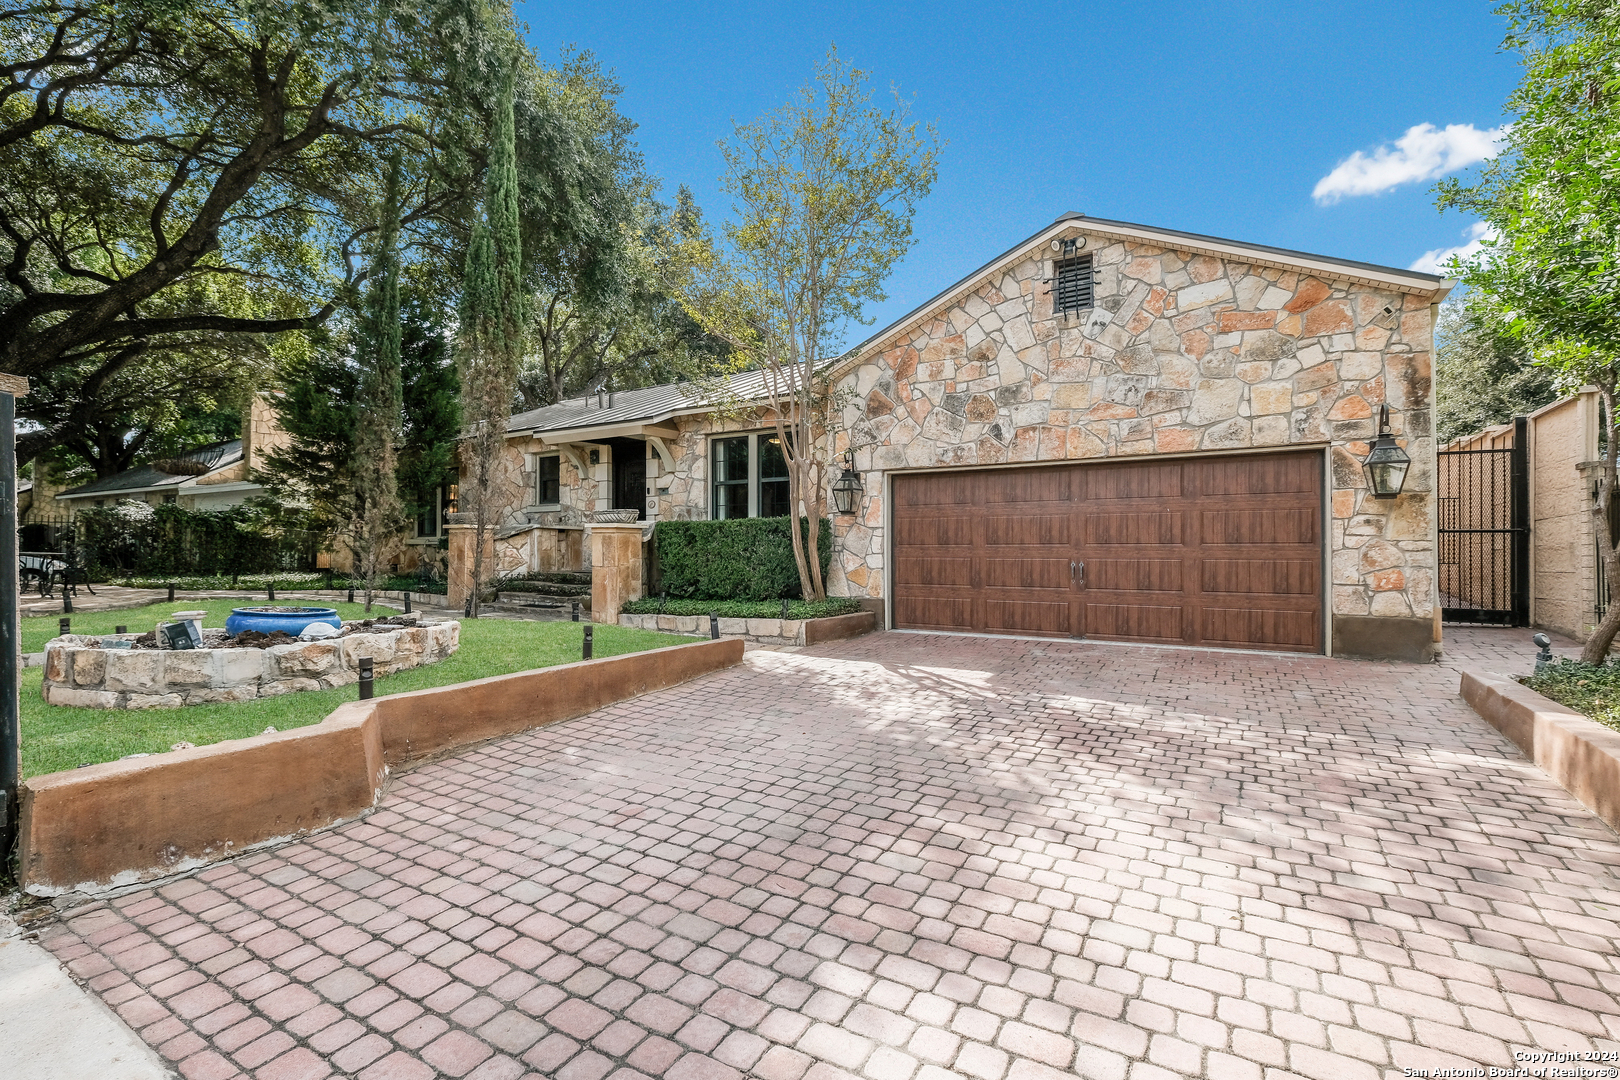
831,451,863,515
1363,404,1411,499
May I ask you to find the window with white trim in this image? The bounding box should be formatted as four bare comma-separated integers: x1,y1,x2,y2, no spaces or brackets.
711,432,792,520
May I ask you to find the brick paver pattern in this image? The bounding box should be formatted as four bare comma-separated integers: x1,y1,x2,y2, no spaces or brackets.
40,628,1620,1080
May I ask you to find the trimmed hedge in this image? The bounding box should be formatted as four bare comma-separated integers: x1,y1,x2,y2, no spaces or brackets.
652,517,832,601
621,597,863,619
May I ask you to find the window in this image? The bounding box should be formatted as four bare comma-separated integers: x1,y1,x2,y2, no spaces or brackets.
712,436,750,520
413,479,458,540
1053,253,1095,317
759,435,790,518
535,455,560,505
711,432,793,520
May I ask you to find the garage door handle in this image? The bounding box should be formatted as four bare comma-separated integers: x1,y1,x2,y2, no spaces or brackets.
1071,560,1084,585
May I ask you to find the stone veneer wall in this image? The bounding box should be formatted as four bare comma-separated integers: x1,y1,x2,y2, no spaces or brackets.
42,623,460,709
467,232,1444,656
825,238,1439,638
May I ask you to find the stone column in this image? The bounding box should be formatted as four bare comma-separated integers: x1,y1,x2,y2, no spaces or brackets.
445,522,491,611
590,524,643,624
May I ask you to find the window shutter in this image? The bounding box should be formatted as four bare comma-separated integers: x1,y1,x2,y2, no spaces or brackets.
1053,254,1095,316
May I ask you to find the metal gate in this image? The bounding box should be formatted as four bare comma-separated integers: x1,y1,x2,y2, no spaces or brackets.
1437,415,1529,625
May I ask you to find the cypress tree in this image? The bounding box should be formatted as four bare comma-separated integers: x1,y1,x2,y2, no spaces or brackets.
457,63,524,618
352,148,407,611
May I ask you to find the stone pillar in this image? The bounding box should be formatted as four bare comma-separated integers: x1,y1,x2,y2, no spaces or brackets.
590,524,643,624
445,523,491,611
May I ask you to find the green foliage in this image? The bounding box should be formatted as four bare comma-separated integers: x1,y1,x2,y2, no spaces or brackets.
681,47,942,600
458,64,527,617
1438,1,1620,660
260,295,460,545
21,607,696,777
77,501,317,577
350,149,408,602
621,596,862,619
652,517,833,600
1524,658,1620,734
113,572,329,591
1435,298,1560,443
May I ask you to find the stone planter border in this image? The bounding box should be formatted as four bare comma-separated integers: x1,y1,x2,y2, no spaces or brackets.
617,609,876,647
1460,670,1620,836
18,637,745,897
41,623,459,709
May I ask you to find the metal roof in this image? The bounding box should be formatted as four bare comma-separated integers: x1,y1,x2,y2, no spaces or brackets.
57,440,244,499
507,370,785,437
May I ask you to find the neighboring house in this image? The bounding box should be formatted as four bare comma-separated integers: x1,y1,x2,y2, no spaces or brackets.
449,212,1454,661
50,395,289,515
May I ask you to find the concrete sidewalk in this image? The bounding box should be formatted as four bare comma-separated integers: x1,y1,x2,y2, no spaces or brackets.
0,914,172,1079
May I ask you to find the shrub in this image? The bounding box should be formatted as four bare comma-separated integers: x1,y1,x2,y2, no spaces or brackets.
117,571,328,590
1524,658,1620,734
621,597,863,619
652,517,832,601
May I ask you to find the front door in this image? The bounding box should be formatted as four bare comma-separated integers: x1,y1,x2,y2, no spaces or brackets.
612,445,646,521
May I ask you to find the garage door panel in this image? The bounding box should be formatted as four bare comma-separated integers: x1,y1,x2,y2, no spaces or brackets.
981,557,1070,590
1085,602,1184,642
891,451,1322,652
1201,607,1318,648
985,467,1076,504
894,594,974,631
895,556,972,587
1083,460,1184,501
1201,508,1317,546
1202,559,1317,595
1198,453,1318,496
985,599,1071,636
1085,512,1184,546
984,514,1068,547
895,514,973,547
1088,559,1182,592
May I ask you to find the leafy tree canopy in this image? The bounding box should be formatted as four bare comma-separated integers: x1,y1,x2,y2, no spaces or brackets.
0,0,629,463
1434,296,1560,444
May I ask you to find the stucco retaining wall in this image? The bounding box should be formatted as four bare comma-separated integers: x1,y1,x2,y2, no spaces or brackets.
1461,669,1620,836
18,637,745,896
41,622,460,708
617,609,875,646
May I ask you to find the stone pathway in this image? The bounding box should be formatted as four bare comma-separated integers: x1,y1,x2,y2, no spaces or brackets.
36,627,1620,1080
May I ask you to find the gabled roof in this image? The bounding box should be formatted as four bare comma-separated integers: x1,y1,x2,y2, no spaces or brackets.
833,212,1456,376
57,440,244,499
503,213,1458,440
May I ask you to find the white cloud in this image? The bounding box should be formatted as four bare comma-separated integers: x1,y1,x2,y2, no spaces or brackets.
1408,221,1496,274
1313,123,1507,204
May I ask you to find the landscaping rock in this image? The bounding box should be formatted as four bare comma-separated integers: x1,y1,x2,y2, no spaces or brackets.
41,621,460,709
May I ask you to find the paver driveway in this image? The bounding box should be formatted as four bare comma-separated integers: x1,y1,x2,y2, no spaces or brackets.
39,629,1620,1080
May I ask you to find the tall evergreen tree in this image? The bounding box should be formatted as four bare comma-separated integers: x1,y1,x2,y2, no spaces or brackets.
351,150,408,610
457,63,525,618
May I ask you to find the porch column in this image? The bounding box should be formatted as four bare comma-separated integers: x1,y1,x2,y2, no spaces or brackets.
590,524,643,624
445,521,490,612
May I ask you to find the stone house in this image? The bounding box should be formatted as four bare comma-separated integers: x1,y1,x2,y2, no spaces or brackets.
450,213,1454,661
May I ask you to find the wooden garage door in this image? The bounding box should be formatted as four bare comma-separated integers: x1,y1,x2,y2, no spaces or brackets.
891,450,1323,652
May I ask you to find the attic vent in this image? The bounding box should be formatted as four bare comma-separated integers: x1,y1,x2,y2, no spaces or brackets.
1052,254,1095,317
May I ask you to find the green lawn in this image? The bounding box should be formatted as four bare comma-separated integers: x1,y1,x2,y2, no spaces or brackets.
21,601,698,778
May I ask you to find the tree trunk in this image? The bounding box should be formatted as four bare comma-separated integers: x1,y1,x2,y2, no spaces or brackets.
1581,386,1620,664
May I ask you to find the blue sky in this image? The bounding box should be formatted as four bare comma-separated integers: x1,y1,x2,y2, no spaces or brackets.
516,0,1519,340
